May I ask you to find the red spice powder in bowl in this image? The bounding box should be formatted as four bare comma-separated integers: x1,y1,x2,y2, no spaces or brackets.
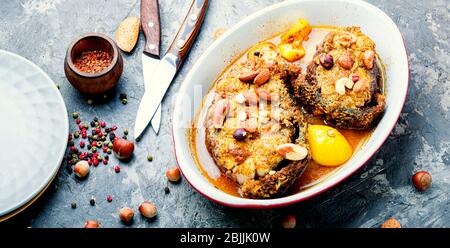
64,33,123,94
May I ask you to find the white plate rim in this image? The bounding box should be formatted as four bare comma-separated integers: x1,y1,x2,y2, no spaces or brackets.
0,49,69,217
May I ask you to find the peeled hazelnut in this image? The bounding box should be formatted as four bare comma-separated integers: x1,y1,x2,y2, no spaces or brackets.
84,220,100,228
412,171,432,191
253,69,271,86
337,53,354,69
119,207,135,223
113,138,135,160
239,70,260,82
74,160,90,178
281,215,296,228
166,167,181,182
363,50,375,69
381,218,401,228
139,201,157,218
319,53,334,69
276,143,308,161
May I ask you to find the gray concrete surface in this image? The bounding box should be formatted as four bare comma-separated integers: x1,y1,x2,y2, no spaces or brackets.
0,0,449,227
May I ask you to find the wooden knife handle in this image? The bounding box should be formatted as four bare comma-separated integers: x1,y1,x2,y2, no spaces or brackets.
166,0,209,69
141,0,161,57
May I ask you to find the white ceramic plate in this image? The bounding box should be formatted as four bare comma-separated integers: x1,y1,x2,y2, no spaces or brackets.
0,50,68,217
173,0,408,208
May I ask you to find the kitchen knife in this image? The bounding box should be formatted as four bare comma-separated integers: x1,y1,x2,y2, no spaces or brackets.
141,0,162,134
134,0,209,139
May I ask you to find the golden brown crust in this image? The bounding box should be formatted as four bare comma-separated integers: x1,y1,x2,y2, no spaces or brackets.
294,27,385,129
205,44,310,198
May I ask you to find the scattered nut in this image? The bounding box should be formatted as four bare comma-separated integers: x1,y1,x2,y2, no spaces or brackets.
255,88,272,101
242,90,259,105
381,218,401,228
233,128,247,141
253,69,271,86
337,53,354,69
319,53,334,69
276,143,308,161
166,167,181,182
335,78,347,95
238,70,260,82
281,215,296,228
412,171,432,191
119,207,135,223
74,160,90,178
243,118,258,133
363,50,375,69
115,16,140,53
84,220,100,228
139,201,157,218
350,73,360,82
212,99,229,128
352,78,369,93
113,137,135,160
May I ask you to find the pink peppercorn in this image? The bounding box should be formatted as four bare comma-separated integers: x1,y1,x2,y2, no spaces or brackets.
114,165,120,173
95,127,101,134
75,119,81,124
93,159,99,166
70,146,76,152
100,122,106,128
68,134,73,140
111,125,117,131
91,141,97,147
79,141,85,148
103,159,108,165
98,132,103,137
79,124,85,130
88,159,92,165
106,195,113,202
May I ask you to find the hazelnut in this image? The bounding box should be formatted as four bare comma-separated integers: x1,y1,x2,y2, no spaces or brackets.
74,160,90,178
353,78,369,93
319,53,334,69
139,201,157,218
113,138,135,160
412,171,432,191
166,167,181,182
119,207,135,223
276,143,308,161
281,215,296,228
337,53,354,69
363,50,375,69
84,220,100,228
381,218,401,228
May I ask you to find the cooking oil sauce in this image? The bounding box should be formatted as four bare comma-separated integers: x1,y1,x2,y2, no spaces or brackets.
190,26,372,197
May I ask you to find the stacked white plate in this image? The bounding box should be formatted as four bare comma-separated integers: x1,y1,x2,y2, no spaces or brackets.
0,50,68,220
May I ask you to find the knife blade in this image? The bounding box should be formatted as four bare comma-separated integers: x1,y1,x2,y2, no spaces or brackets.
140,0,162,134
134,0,209,138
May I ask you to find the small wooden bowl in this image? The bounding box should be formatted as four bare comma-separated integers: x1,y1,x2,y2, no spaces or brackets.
64,33,123,94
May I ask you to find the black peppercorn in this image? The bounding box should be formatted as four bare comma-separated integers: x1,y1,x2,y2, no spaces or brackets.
71,203,77,209
254,51,260,56
90,197,96,206
109,133,116,141
164,187,170,194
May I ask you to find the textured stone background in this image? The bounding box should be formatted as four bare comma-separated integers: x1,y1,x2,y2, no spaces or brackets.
0,0,449,227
